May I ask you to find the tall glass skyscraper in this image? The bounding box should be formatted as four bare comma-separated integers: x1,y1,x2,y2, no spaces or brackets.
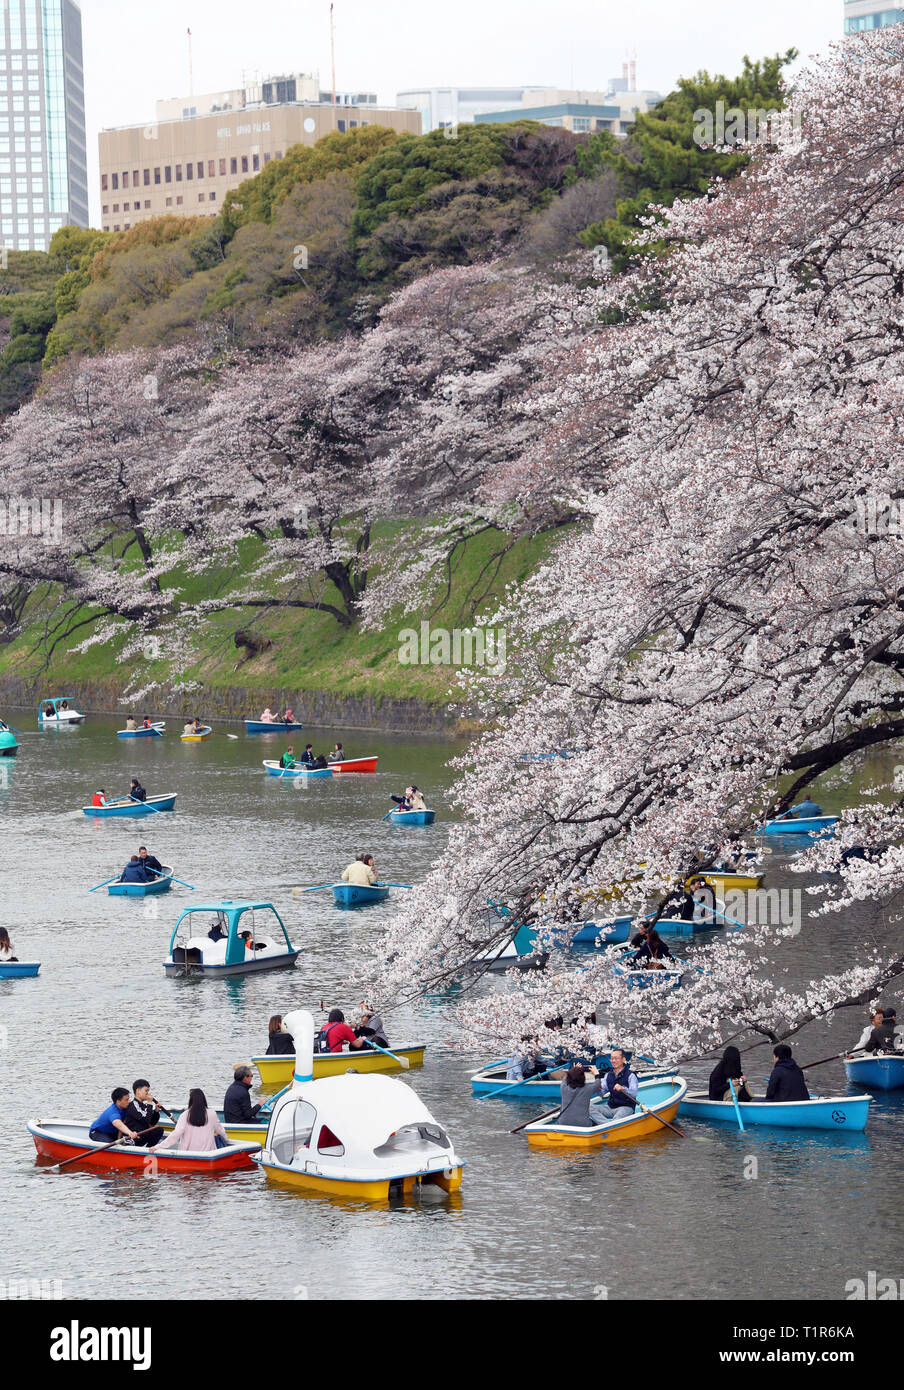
0,0,88,252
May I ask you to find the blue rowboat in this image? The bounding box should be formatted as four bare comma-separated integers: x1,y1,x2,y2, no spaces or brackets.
844,1054,904,1091
757,815,838,836
263,760,332,778
164,900,298,977
680,1092,871,1131
245,719,304,734
0,961,40,978
388,809,436,826
470,1053,648,1099
612,948,685,991
82,793,177,818
332,882,391,906
108,866,174,897
565,917,633,946
117,722,165,739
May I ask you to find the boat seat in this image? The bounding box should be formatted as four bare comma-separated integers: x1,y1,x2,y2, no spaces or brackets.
172,946,203,964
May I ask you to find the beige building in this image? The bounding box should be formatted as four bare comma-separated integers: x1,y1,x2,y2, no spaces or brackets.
98,101,420,233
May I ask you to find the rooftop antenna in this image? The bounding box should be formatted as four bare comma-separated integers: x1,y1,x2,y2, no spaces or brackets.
187,27,193,100
330,2,336,105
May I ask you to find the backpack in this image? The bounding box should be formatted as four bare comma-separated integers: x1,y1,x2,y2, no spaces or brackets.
315,1024,336,1054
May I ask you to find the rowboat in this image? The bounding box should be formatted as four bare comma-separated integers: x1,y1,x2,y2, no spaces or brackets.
844,1054,904,1091
524,1077,688,1148
0,720,19,757
757,815,838,836
692,870,763,891
263,759,332,778
245,719,304,734
472,922,548,972
28,1120,259,1172
388,809,436,826
82,793,177,817
161,1107,269,1147
180,725,212,742
470,1052,643,1100
0,961,40,978
331,882,391,906
679,1092,871,1131
566,917,633,947
255,1044,427,1089
611,944,686,990
108,867,173,897
327,755,378,774
117,721,165,739
38,696,85,725
164,899,299,977
251,1012,463,1200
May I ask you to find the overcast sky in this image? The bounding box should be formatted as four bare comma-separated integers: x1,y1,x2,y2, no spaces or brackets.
79,0,843,221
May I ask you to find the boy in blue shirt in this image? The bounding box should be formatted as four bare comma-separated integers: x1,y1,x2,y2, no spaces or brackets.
89,1088,138,1143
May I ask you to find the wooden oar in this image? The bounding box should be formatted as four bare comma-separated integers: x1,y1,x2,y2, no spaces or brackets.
727,1077,745,1132
478,1062,562,1101
511,1105,561,1135
801,1047,864,1071
53,1123,163,1169
364,1039,409,1069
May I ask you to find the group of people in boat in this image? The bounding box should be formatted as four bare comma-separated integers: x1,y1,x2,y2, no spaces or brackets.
182,718,207,736
707,1044,810,1103
91,777,148,808
390,785,428,812
123,715,156,731
203,913,267,956
279,741,344,770
259,707,296,724
265,1005,389,1055
117,847,165,884
342,853,379,886
849,1006,902,1056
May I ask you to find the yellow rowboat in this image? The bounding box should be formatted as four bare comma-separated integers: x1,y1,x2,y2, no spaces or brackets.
689,871,763,892
524,1076,687,1149
253,1044,426,1089
181,724,212,742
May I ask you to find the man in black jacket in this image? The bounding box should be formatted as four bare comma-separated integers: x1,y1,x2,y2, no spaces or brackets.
123,1079,164,1147
223,1065,265,1123
138,846,164,876
761,1045,810,1102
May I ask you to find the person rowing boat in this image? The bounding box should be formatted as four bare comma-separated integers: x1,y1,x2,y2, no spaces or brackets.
280,745,297,770
390,785,427,812
122,1080,164,1147
849,1007,902,1056
138,847,164,876
129,777,147,803
589,1049,639,1124
342,854,377,887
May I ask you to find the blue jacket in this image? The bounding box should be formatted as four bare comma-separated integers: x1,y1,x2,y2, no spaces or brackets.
119,861,149,883
765,1058,810,1102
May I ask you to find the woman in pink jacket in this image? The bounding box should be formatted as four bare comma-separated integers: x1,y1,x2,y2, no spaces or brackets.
154,1089,229,1151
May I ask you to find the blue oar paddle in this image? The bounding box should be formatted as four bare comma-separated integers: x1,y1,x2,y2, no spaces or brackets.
88,872,123,893
728,1077,745,1131
258,1083,290,1115
376,883,413,889
478,1062,562,1101
292,882,337,894
364,1039,410,1069
148,867,195,890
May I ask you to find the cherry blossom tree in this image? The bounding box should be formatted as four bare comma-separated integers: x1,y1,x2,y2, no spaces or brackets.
366,31,904,1058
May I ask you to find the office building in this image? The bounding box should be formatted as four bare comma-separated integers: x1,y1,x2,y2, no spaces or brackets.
396,86,550,133
0,0,88,252
399,80,660,137
98,76,419,234
843,1,903,30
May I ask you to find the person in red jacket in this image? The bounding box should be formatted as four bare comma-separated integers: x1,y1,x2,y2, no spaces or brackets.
317,1009,366,1053
91,788,107,807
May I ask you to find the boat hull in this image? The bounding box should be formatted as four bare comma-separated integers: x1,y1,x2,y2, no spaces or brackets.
613,962,684,991
680,1093,871,1131
253,1045,427,1088
252,1154,463,1200
844,1055,904,1091
525,1079,687,1148
180,727,212,742
331,882,390,905
117,723,164,739
263,760,332,778
328,756,378,773
164,949,299,977
0,961,40,978
245,720,304,734
82,794,177,817
470,1054,649,1100
28,1121,259,1171
695,871,763,891
758,816,838,836
568,917,633,946
388,810,436,825
108,870,173,897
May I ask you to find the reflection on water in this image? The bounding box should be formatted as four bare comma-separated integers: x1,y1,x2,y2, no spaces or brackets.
1,716,902,1299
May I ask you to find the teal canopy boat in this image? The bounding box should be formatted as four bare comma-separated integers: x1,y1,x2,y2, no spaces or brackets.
108,866,174,897
0,719,19,757
680,1091,871,1131
331,882,391,906
38,696,85,725
164,900,299,977
82,793,177,817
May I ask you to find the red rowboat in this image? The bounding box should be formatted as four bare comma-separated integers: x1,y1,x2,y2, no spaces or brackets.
328,755,379,773
28,1120,260,1173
